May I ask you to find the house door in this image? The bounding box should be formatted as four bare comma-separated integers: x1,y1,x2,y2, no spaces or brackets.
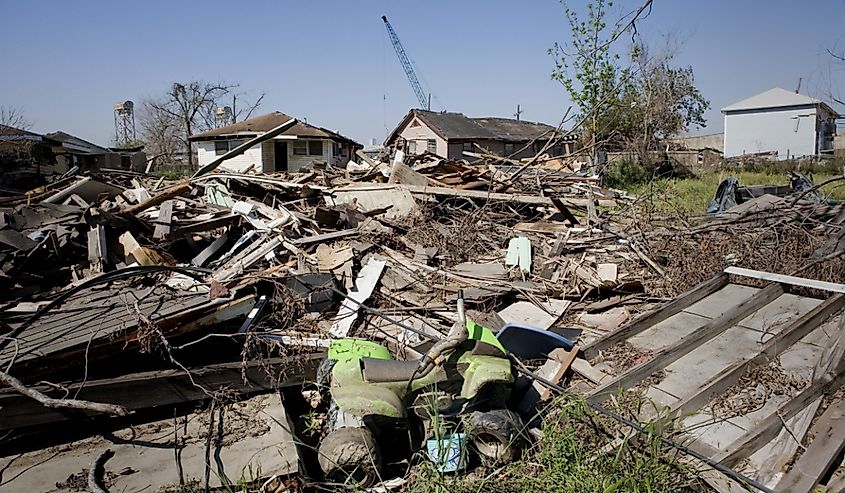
274,141,288,171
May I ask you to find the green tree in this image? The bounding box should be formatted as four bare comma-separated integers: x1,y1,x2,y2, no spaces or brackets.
550,0,630,163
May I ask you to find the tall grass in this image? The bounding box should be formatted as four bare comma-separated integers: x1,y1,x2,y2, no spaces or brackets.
402,396,697,493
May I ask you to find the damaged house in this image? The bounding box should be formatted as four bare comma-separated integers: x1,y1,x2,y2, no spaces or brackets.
722,87,840,159
189,111,361,173
384,109,576,160
46,131,146,172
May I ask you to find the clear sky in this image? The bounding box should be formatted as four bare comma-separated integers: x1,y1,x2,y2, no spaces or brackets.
2,0,844,147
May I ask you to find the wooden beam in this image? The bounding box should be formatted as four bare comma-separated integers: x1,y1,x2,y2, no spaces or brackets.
725,266,845,293
671,293,845,417
152,199,173,240
0,355,322,430
121,181,191,216
714,360,845,467
86,225,106,274
403,184,611,208
169,214,239,238
581,273,729,360
587,283,784,404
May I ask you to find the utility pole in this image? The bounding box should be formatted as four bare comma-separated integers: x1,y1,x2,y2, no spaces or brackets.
514,104,523,121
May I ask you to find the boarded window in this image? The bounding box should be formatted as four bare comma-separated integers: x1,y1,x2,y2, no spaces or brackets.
427,139,436,153
214,141,228,156
293,141,308,155
504,143,515,155
309,140,322,156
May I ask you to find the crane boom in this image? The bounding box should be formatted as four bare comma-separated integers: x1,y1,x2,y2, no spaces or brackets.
382,15,430,110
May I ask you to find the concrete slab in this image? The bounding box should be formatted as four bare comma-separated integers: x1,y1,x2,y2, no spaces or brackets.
684,284,759,320
628,311,712,352
0,393,298,492
737,293,821,335
652,326,766,405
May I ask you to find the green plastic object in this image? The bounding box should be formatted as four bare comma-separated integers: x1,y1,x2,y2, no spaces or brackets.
328,339,391,362
466,320,506,355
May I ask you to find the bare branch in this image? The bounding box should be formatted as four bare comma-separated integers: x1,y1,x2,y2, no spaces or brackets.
88,449,115,493
0,371,129,416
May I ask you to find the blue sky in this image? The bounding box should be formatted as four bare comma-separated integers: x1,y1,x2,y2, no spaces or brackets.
2,0,844,146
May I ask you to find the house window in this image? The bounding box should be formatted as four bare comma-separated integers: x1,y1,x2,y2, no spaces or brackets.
293,141,308,155
462,142,473,152
426,140,436,153
504,143,515,155
309,140,322,156
214,141,228,156
408,141,417,153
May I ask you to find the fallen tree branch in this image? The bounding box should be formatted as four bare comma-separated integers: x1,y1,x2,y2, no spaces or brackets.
0,371,129,416
88,448,115,493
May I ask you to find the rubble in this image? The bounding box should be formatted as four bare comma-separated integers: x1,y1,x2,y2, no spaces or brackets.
2,147,845,492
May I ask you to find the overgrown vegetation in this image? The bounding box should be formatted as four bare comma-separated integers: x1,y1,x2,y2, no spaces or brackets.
606,159,845,216
402,396,697,493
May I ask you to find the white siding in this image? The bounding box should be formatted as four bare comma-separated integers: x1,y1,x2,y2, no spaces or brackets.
287,138,330,171
196,141,263,172
723,106,818,159
399,118,448,157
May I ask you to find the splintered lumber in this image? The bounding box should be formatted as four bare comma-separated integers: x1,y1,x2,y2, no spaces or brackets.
121,181,191,215
725,266,845,294
518,346,579,412
388,162,428,187
152,199,173,240
587,282,784,404
213,235,284,282
671,293,845,417
404,184,610,208
329,258,387,338
775,399,845,492
86,225,106,274
169,214,239,238
714,360,845,467
0,355,321,430
581,273,729,360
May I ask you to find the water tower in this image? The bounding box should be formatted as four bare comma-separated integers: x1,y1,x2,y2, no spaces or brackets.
215,106,233,128
113,100,136,146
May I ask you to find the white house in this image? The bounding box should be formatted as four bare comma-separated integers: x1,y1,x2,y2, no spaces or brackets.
189,112,361,173
722,88,839,159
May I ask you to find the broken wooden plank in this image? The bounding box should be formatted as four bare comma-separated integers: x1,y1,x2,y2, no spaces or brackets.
86,225,106,274
291,229,358,246
329,258,387,338
121,181,191,215
388,162,429,187
587,283,784,404
725,266,845,294
540,232,566,279
169,214,239,238
152,199,173,240
0,355,321,430
191,232,229,267
518,346,579,413
776,399,845,492
581,273,730,360
714,360,845,467
514,221,569,235
404,184,610,208
671,293,845,417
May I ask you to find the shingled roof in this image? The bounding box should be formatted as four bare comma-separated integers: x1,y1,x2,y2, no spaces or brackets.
189,112,359,145
385,109,559,145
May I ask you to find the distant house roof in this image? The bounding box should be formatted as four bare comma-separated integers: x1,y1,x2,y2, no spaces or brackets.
722,88,840,116
45,131,111,155
0,124,59,143
188,111,360,146
385,109,563,146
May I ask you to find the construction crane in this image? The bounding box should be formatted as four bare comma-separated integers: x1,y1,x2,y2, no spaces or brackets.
382,15,431,110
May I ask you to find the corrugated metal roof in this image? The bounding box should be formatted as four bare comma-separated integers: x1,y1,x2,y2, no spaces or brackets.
721,88,824,112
